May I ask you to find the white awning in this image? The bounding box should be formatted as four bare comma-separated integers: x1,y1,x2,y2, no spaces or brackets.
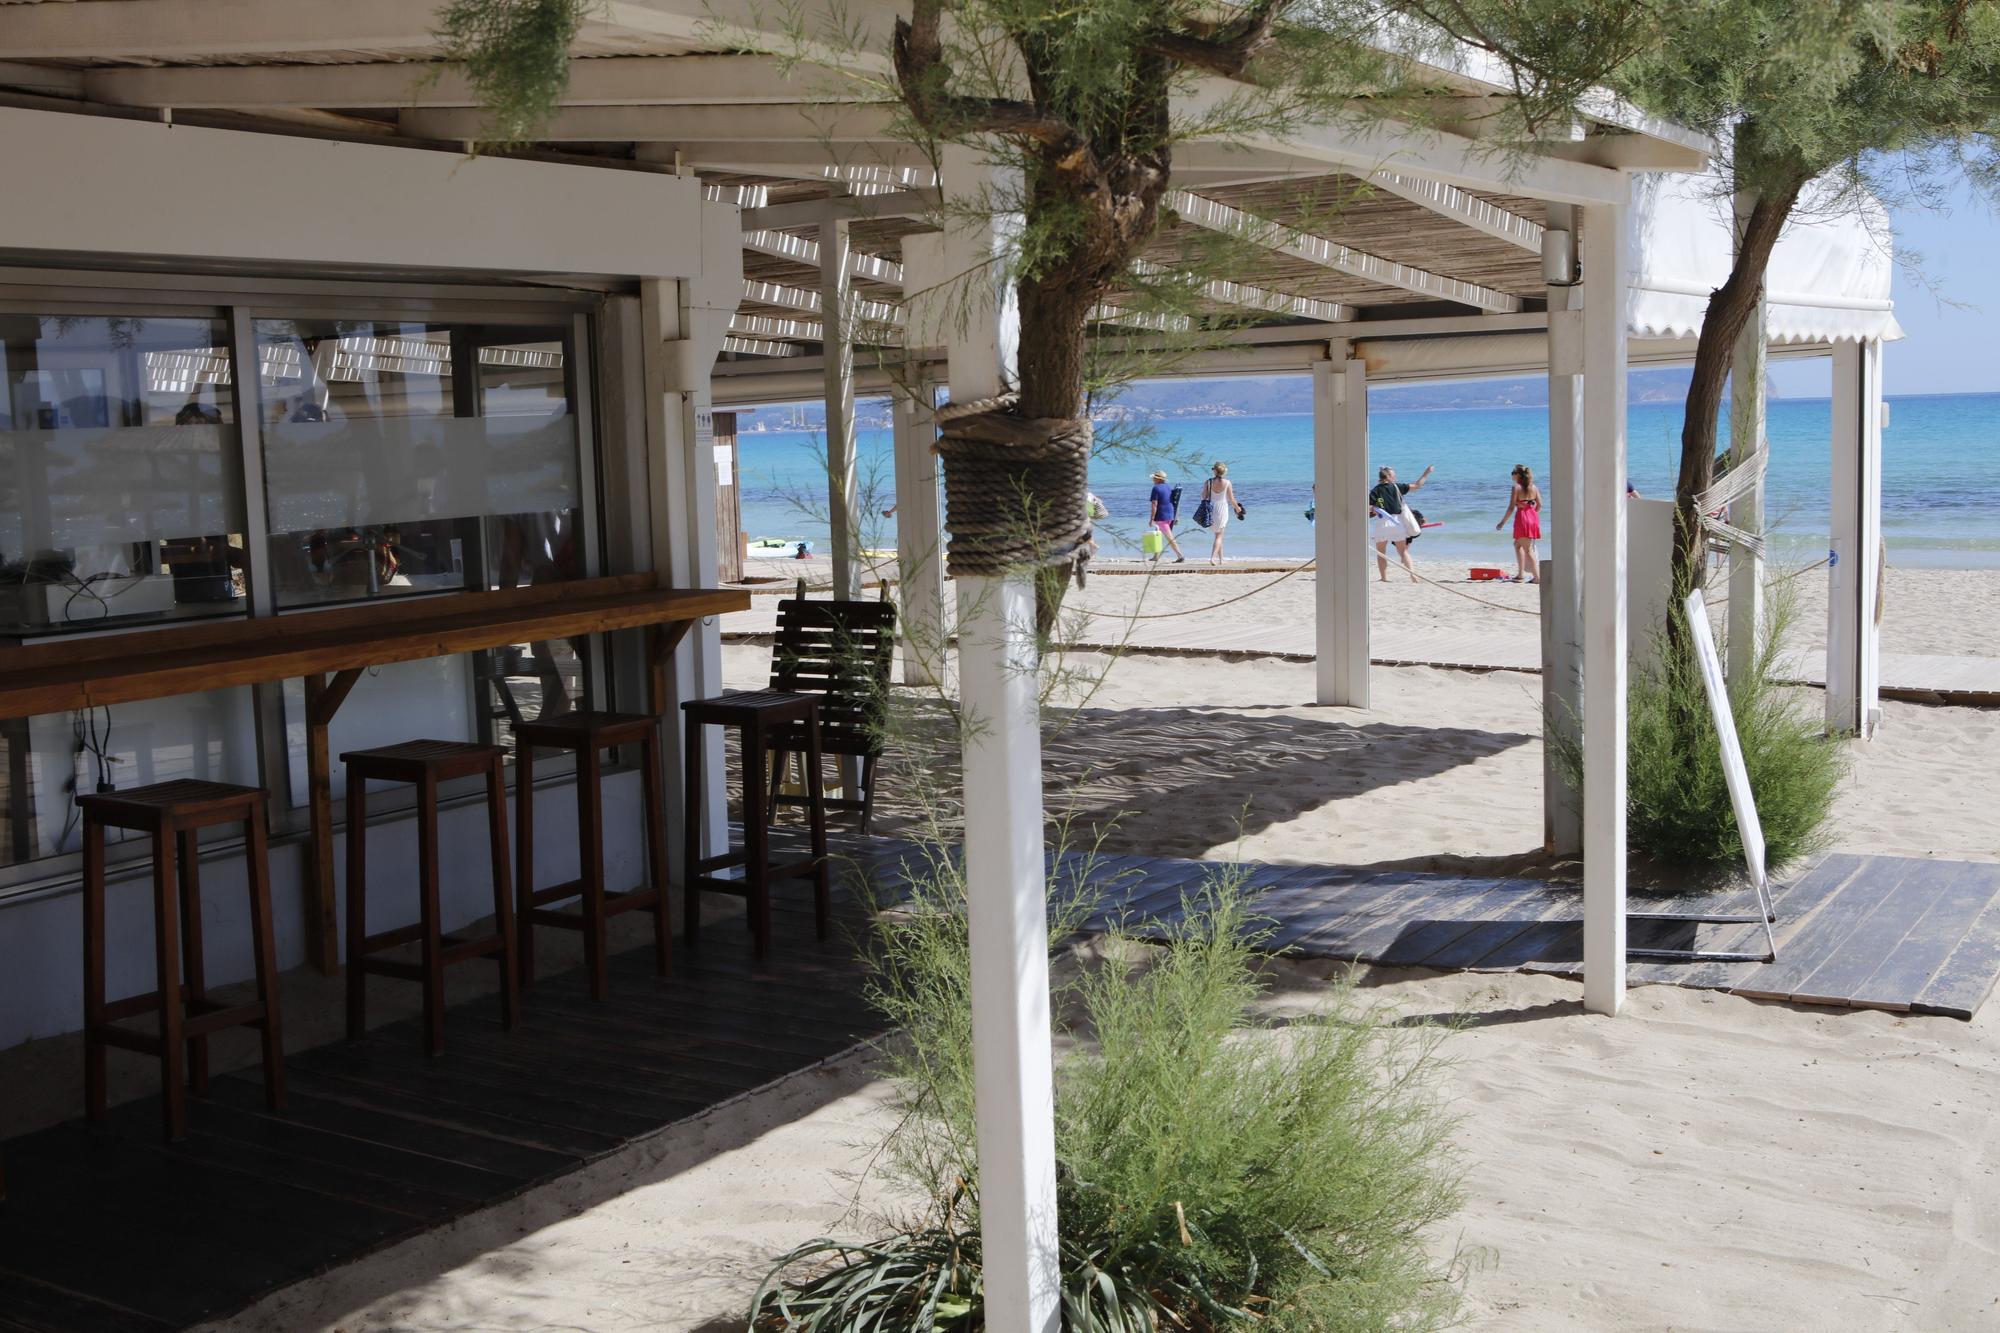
1628,170,1902,345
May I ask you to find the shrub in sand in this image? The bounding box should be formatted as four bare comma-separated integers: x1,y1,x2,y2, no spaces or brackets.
1558,578,1846,871
751,862,1465,1331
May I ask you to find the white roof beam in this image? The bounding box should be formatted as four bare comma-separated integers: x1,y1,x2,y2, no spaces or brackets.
740,189,936,230
1167,189,1522,313
723,334,811,358
80,54,872,111
744,278,903,327
0,0,739,60
399,103,895,144
1362,170,1543,254
1129,259,1351,323
1088,306,1193,334
744,230,902,287
730,312,903,346
1175,82,1627,206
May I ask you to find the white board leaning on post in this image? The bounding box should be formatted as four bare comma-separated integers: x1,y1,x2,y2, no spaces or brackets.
1684,588,1767,892
1627,589,1781,963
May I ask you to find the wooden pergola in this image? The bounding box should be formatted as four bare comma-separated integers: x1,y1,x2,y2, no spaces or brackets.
0,6,1898,1325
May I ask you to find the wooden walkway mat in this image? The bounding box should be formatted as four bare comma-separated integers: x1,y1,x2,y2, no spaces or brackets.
0,897,885,1332
852,844,2000,1019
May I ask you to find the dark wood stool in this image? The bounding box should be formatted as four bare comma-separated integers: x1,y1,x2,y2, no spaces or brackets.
681,690,830,957
79,779,284,1142
514,710,672,999
342,740,518,1056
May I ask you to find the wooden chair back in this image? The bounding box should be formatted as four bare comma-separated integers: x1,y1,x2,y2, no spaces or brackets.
767,596,896,758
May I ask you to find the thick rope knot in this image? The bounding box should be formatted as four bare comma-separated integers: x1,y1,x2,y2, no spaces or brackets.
933,393,1095,587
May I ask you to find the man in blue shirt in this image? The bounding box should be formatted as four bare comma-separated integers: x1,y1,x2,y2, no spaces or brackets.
1148,470,1187,563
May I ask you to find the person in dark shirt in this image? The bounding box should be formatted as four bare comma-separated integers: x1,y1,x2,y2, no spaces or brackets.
1147,470,1187,563
1368,463,1432,582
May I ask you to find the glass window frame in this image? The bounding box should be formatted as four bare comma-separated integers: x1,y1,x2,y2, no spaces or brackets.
0,275,616,899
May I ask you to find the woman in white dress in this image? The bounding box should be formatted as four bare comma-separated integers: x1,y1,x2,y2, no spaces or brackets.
1200,461,1244,565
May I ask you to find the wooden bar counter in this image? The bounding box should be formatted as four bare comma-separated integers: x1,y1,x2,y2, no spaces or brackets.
0,573,748,972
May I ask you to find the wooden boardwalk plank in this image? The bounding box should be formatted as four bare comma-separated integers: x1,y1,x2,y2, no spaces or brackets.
1913,869,2000,1019
1779,860,1973,1009
1849,862,2000,1012
1641,854,1872,992
0,1269,175,1333
1728,857,1926,1003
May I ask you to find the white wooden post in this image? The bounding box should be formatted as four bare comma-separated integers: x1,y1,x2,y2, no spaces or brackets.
1579,190,1630,1016
1543,202,1585,856
1727,190,1768,687
1312,352,1369,707
895,231,952,690
939,143,1059,1333
643,198,742,864
820,214,861,600
1827,338,1884,738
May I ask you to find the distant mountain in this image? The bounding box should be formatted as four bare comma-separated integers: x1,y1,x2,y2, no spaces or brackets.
731,366,1710,432
1099,367,1702,418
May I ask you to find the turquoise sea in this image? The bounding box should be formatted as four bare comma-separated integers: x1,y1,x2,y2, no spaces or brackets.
734,391,2000,570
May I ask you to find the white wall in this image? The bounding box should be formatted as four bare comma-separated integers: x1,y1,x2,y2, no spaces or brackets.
0,106,702,279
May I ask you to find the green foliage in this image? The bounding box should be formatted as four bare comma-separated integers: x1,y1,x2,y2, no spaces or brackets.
1616,0,2000,201
753,866,1466,1331
434,0,591,144
1555,582,1848,871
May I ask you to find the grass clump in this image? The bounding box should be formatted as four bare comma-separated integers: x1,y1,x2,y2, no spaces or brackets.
752,859,1466,1331
1561,577,1847,871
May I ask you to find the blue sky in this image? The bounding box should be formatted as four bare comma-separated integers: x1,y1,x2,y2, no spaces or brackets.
1770,185,2000,400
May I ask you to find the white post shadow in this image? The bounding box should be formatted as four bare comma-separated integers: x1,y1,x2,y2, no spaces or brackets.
1312,353,1369,707
936,142,1059,1332
820,214,860,601
895,231,952,691
1580,191,1631,1016
1827,338,1884,738
1542,202,1584,856
1727,190,1769,688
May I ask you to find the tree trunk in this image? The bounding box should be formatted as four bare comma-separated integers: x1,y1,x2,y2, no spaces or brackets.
1670,180,1805,606
1016,276,1097,420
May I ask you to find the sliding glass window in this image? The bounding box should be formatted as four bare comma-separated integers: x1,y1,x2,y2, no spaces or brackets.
1,314,247,634
0,310,255,871
256,318,596,802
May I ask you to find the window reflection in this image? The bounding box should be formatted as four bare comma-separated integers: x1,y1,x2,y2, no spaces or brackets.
0,314,247,636
255,321,585,609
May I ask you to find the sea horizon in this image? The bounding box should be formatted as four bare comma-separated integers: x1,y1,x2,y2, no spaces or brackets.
734,388,2000,571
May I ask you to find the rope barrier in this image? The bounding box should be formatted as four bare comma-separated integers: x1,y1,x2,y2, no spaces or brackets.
1083,549,1835,626
1082,547,1541,622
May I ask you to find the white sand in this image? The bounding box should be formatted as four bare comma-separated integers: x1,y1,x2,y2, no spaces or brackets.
229,962,2000,1333
220,578,2000,1331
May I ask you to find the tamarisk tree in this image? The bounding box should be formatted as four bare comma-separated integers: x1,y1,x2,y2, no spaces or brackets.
1616,0,2000,601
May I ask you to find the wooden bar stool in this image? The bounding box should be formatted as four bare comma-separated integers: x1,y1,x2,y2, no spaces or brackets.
342,740,518,1056
78,780,284,1143
681,690,831,958
514,710,672,1000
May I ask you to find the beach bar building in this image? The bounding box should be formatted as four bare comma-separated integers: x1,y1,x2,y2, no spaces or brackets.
0,3,1901,1328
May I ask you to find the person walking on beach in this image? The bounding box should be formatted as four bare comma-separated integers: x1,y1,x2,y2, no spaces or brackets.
1197,462,1245,565
1148,470,1187,563
1497,464,1542,582
1369,463,1431,582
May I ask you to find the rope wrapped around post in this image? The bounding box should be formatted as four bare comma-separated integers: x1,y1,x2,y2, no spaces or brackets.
933,393,1096,591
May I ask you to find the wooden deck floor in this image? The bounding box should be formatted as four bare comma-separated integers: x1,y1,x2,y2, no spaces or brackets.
0,898,884,1333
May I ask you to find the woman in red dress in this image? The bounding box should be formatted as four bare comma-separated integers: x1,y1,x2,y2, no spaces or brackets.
1496,464,1542,583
